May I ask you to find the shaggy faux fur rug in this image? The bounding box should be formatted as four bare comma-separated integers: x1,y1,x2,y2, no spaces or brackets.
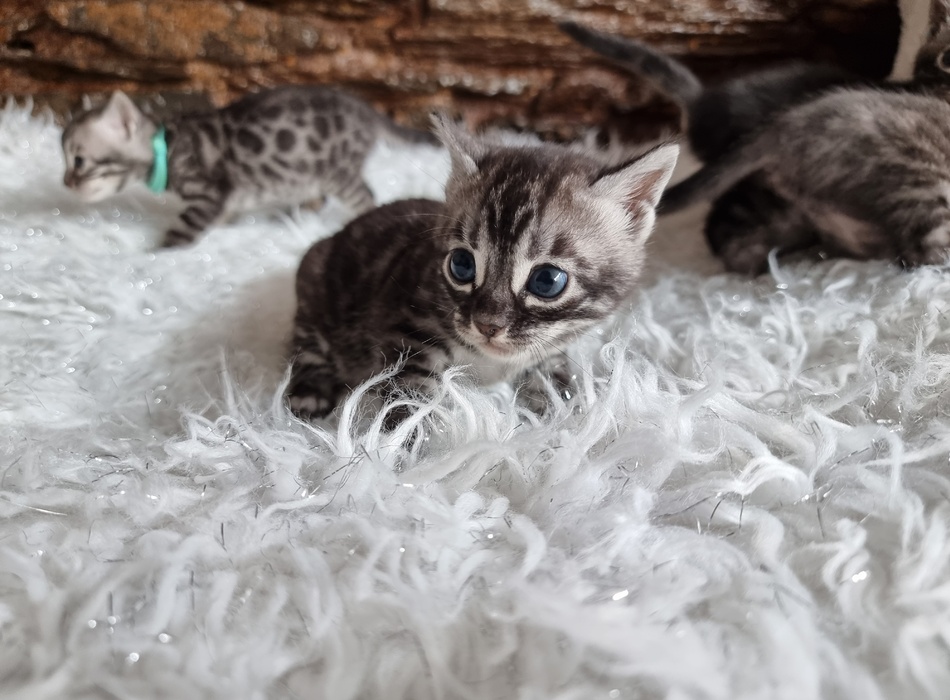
4,101,950,700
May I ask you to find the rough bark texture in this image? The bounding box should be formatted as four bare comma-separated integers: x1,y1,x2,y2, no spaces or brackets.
0,0,900,140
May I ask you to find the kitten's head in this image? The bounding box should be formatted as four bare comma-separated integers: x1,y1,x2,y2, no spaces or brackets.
61,91,157,202
433,117,677,366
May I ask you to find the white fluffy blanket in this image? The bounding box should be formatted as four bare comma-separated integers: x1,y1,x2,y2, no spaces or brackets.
3,102,950,700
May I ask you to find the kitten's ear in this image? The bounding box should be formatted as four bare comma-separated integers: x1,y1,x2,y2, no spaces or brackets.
100,91,145,140
591,143,679,212
431,113,484,175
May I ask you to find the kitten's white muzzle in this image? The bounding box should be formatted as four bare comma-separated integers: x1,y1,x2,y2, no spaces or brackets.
71,176,121,203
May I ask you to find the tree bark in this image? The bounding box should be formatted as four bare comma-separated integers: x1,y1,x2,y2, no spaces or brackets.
0,0,899,140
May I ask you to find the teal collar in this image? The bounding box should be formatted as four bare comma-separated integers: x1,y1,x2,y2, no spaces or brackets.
147,126,168,193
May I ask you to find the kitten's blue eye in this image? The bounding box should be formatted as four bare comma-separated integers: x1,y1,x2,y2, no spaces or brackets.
527,265,568,298
449,248,476,284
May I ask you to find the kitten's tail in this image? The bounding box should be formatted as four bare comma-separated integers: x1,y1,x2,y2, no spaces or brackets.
559,20,702,105
659,132,774,214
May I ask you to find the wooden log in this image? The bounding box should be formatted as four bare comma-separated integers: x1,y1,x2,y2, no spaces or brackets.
0,0,900,140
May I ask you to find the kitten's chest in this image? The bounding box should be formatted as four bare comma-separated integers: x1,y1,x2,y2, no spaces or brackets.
448,345,528,386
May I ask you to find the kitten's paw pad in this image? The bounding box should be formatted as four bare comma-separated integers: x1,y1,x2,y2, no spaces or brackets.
289,394,332,420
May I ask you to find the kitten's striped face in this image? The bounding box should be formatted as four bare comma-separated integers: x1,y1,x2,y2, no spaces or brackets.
61,92,153,202
437,131,678,366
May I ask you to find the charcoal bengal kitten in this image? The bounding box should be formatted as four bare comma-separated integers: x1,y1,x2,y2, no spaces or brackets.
560,20,860,274
61,87,437,247
565,13,950,271
287,118,678,422
657,1,950,268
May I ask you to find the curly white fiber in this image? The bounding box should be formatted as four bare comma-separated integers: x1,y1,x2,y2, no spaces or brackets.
2,102,950,699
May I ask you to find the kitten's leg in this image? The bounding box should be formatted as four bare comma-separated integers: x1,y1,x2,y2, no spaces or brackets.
898,215,950,267
287,334,343,420
811,198,950,267
706,176,819,275
380,347,449,430
519,354,577,415
163,188,227,247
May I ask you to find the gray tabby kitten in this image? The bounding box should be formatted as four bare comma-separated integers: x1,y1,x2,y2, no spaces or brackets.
560,20,860,274
61,87,437,247
659,13,950,268
288,119,678,421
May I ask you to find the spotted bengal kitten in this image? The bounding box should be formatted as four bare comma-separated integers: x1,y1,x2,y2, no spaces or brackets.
287,118,678,422
61,86,437,247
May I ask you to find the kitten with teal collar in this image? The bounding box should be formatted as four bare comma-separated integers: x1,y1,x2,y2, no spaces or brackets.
61,87,437,247
288,118,678,422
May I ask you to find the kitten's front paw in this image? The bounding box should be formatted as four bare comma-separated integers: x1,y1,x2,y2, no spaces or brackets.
162,229,198,248
901,226,950,268
382,403,414,432
288,393,333,421
719,238,770,276
520,368,577,416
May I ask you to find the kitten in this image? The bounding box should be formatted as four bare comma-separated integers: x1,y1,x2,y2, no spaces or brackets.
559,20,860,274
287,119,678,422
658,57,950,267
61,87,438,247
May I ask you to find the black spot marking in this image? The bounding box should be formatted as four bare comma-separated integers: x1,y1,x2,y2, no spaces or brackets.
333,114,345,131
315,116,329,139
306,136,321,152
180,209,208,229
315,161,326,176
289,97,305,112
262,105,283,120
277,129,296,152
261,164,283,181
199,123,220,148
236,128,264,155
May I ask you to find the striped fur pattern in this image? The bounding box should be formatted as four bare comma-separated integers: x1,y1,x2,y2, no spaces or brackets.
287,120,678,421
61,87,436,247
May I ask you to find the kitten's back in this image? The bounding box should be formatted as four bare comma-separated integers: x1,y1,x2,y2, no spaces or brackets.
688,62,858,161
221,85,438,146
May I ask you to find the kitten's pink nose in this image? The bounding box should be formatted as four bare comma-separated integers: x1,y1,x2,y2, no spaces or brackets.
475,321,504,338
